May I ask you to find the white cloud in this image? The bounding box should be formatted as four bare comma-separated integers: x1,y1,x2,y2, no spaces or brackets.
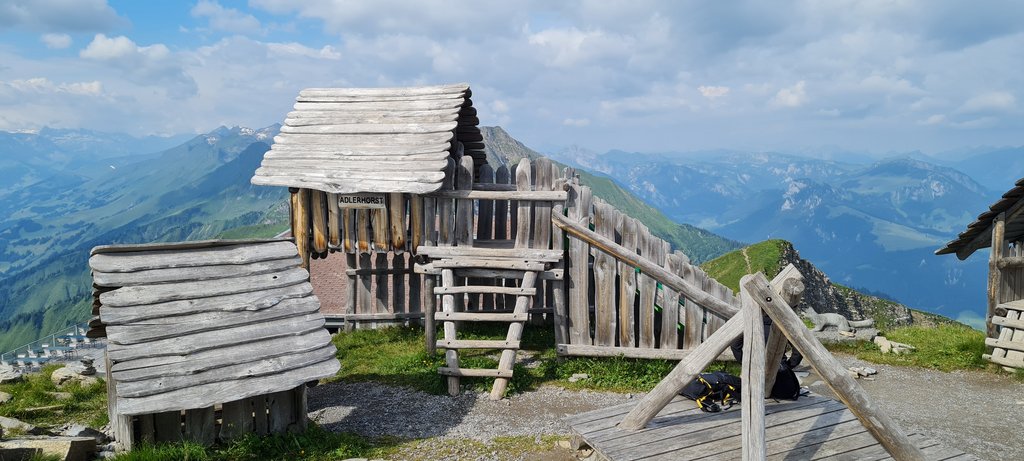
80,34,196,99
958,91,1016,114
922,114,946,125
698,85,729,100
1,77,102,96
191,0,263,34
771,81,807,108
266,42,340,60
41,33,71,49
0,0,123,32
490,100,509,113
563,117,590,127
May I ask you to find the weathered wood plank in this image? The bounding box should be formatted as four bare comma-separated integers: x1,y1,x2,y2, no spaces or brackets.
435,286,536,296
251,176,444,195
183,407,215,445
437,339,521,349
327,193,341,249
117,358,339,416
593,203,618,347
100,267,310,307
356,252,372,315
740,282,767,461
551,194,568,345
430,259,546,271
660,252,684,349
435,311,528,322
374,253,389,317
310,190,329,254
566,184,593,345
284,113,459,126
415,246,562,262
298,84,468,98
291,98,466,112
438,367,513,378
437,158,456,246
490,272,536,399
618,216,638,348
90,241,299,274
515,158,533,249
440,269,460,395
267,389,296,433
279,121,458,135
93,256,301,287
264,146,451,158
987,213,1006,338
393,254,407,314
219,398,253,441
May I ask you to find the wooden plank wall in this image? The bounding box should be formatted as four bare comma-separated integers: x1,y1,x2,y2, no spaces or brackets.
992,240,1024,369
563,179,738,355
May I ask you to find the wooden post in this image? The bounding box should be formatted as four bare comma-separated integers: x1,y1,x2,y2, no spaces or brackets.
593,203,618,346
455,156,475,311
741,273,926,461
618,217,638,347
184,407,215,445
566,184,593,345
495,165,511,311
220,398,252,441
290,188,310,269
660,252,685,349
310,190,328,254
374,252,389,318
551,188,568,345
441,269,460,395
491,270,539,400
988,213,1006,339
106,352,134,450
740,280,766,461
327,193,341,249
765,266,805,392
393,253,406,316
477,164,495,310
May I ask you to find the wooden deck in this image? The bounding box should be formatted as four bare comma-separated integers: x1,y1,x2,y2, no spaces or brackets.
566,394,977,460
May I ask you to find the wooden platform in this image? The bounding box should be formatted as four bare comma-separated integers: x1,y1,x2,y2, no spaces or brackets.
566,394,977,460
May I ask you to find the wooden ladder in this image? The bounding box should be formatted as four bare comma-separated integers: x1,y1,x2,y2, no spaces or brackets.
432,256,545,400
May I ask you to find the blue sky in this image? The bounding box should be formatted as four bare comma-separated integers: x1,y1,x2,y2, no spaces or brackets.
1,0,1022,154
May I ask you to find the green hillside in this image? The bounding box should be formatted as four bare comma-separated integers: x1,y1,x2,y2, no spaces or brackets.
701,239,788,292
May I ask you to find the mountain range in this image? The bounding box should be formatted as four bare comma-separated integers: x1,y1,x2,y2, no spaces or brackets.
550,147,1011,327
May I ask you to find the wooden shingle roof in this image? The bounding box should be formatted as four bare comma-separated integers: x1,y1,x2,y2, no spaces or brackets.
936,177,1024,259
251,83,484,194
89,239,339,416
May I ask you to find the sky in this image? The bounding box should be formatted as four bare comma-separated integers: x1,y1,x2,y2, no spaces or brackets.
0,0,1022,155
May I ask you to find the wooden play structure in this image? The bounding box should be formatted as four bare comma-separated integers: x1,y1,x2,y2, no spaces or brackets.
87,240,337,450
937,176,1024,371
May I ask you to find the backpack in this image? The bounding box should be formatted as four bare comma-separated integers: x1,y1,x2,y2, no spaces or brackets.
769,361,801,400
680,371,742,412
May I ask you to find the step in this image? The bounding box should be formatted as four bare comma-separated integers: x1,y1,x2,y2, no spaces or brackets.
995,300,1024,317
416,246,563,262
436,339,521,350
992,315,1024,330
985,338,1024,353
435,312,528,322
438,367,514,378
434,286,536,296
431,258,546,271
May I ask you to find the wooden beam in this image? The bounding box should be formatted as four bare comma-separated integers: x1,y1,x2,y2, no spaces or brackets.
425,190,568,201
742,273,926,461
740,282,766,461
984,337,1024,353
765,265,805,393
988,213,1006,338
552,212,738,319
555,344,736,361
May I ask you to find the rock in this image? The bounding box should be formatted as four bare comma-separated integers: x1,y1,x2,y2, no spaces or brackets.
568,373,590,383
838,331,856,337
0,436,96,461
0,416,46,436
0,391,12,404
60,425,110,444
0,365,23,385
861,367,877,375
46,392,73,401
874,336,893,353
50,367,99,387
874,336,915,355
555,439,572,449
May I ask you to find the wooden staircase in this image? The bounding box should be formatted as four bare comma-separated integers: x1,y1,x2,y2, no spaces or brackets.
984,299,1024,370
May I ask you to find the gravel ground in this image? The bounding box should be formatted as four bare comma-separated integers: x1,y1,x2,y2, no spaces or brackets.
309,355,1024,461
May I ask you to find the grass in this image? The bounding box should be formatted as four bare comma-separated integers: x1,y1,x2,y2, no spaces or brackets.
825,323,988,372
0,363,109,429
701,240,786,292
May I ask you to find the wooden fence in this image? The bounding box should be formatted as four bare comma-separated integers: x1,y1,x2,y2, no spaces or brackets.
290,154,738,358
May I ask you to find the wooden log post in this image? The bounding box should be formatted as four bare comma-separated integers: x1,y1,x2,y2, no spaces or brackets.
310,190,328,255
593,203,618,346
476,164,495,310
441,268,460,395
988,213,1006,339
531,158,554,324
565,184,593,345
106,352,134,450
327,193,341,249
551,186,568,344
494,165,510,311
289,188,310,269
455,156,475,311
491,270,539,400
660,252,685,349
765,265,805,392
618,217,638,347
741,273,926,461
740,279,767,461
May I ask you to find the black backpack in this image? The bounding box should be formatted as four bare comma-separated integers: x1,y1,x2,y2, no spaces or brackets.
769,361,801,400
680,371,742,412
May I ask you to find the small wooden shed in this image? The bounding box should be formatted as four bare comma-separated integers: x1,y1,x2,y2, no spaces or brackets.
87,239,339,449
936,176,1024,370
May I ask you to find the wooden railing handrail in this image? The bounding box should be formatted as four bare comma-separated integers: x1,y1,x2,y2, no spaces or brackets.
551,211,738,319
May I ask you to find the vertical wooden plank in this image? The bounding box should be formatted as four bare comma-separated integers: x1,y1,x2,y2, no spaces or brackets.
342,209,355,254
356,209,371,253
393,253,407,315
357,253,372,319
515,158,533,249
566,184,593,345
374,252,389,316
267,389,295,434
105,352,134,450
740,282,767,461
455,155,475,310
252,396,269,436
441,269,460,395
310,190,329,254
681,262,703,348
509,163,519,243
410,194,424,253
153,411,182,443
389,193,407,254
292,386,308,432
988,213,1006,339
495,165,511,311
551,176,569,346
371,205,389,253
532,158,554,323
617,217,638,348
637,226,657,349
136,414,155,445
344,253,357,332
477,164,495,240
661,252,683,349
183,407,215,446
438,158,456,246
593,203,619,346
290,188,310,269
219,399,252,442
424,273,437,354
327,193,341,249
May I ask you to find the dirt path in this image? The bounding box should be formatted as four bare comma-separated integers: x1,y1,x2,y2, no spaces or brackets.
742,247,752,274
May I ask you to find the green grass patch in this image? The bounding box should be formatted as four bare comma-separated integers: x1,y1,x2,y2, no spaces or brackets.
701,240,786,292
0,364,108,429
826,324,987,372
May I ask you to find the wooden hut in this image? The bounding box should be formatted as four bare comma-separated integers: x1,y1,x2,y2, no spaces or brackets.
88,239,338,450
936,177,1024,371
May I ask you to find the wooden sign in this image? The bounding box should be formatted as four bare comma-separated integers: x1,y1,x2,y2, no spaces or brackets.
336,193,387,209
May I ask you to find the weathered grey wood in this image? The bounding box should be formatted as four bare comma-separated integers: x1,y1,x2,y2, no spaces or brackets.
292,188,311,268
593,203,619,346
740,282,767,461
393,254,407,315
435,286,536,296
415,264,562,280
476,164,496,241
279,121,458,135
267,389,295,433
100,267,310,308
118,358,339,416
981,352,1024,368
742,273,926,461
327,193,341,248
106,283,284,331
514,158,533,249
410,194,424,252
299,83,468,97
557,344,711,360
440,269,460,395
551,196,569,346
431,258,546,271
566,184,594,345
252,396,269,435
984,336,1024,352
765,266,805,393
292,99,466,112
252,175,445,195
437,158,456,245
107,297,320,345
491,272,537,399
509,163,519,244
437,339,521,349
681,263,703,348
310,190,329,254
183,406,215,445
661,253,683,349
426,189,568,201
106,352,134,450
996,256,1024,269
637,226,659,349
153,410,182,442
435,311,528,322
291,386,308,432
438,367,513,378
274,130,455,145
285,112,461,125
93,256,302,287
988,213,1006,338
345,253,357,332
618,217,638,347
295,91,466,103
219,398,253,441
416,245,562,262
266,142,451,155
357,252,372,315
90,241,299,274
424,273,437,354
112,329,329,379
552,212,739,320
532,157,554,250
374,252,389,318
107,314,326,362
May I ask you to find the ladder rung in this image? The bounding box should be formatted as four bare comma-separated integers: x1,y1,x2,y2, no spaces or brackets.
436,339,521,350
435,312,528,322
438,367,514,378
432,258,546,271
434,286,536,296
